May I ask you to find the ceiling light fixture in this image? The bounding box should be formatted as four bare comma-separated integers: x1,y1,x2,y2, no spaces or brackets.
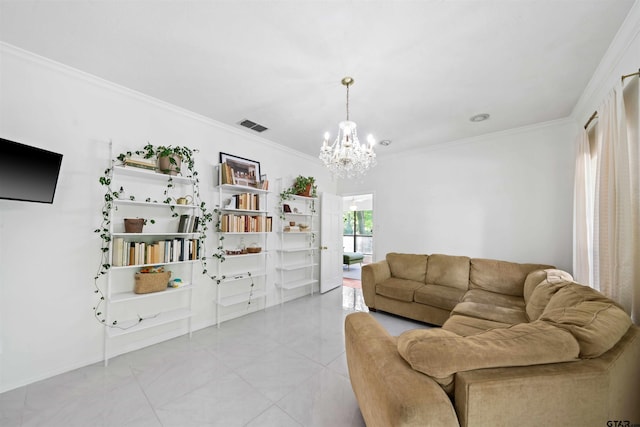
319,77,376,178
470,113,490,122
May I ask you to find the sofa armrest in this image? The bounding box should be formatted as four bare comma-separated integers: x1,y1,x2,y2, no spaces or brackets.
361,260,391,309
454,326,640,426
345,313,459,427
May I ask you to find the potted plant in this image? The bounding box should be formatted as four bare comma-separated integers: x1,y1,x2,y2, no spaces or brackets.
123,217,155,233
291,175,317,197
156,145,193,176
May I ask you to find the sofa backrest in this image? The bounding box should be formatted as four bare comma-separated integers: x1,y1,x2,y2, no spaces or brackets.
469,258,554,297
386,252,429,282
426,254,471,290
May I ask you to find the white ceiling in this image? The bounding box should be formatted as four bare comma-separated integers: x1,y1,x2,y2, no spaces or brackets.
0,1,634,158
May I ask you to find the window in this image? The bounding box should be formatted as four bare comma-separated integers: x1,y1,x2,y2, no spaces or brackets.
343,210,373,254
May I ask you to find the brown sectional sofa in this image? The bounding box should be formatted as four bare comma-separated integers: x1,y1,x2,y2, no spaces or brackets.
346,253,640,427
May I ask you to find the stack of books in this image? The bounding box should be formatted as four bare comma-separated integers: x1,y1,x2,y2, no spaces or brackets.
123,157,156,171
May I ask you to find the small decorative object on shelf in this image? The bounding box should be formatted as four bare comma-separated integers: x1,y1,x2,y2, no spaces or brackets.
124,218,145,233
247,244,262,253
174,195,192,205
134,266,171,294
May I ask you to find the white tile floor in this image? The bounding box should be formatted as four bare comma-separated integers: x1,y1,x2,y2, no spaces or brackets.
0,287,429,427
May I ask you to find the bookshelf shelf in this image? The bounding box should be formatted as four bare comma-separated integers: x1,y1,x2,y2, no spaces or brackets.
114,199,197,209
110,284,194,303
106,308,193,338
111,232,198,237
277,247,318,253
113,165,195,185
275,278,318,291
216,183,269,194
218,290,267,307
111,260,198,270
276,262,319,271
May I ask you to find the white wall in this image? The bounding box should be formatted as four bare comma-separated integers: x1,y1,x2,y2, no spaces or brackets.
0,43,334,393
339,119,577,271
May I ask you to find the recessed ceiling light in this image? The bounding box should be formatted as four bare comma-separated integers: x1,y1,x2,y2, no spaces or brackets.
379,139,392,146
470,113,490,122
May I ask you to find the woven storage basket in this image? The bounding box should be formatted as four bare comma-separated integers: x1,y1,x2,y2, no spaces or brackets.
134,271,171,294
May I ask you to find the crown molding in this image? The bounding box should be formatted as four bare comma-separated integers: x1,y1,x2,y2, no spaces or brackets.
0,42,319,163
571,0,640,124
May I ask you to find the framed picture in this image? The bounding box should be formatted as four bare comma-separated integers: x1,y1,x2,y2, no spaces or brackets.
219,152,261,187
283,204,291,213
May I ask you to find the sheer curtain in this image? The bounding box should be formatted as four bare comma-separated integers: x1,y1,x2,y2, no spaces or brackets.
575,75,639,323
572,128,593,286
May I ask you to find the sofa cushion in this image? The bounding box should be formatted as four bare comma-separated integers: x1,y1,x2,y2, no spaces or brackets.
376,278,424,302
523,269,572,304
542,282,616,313
451,301,528,325
469,258,554,297
462,289,525,310
541,301,632,358
397,321,579,382
414,284,466,311
386,253,429,282
442,314,512,336
522,269,549,303
525,271,574,321
425,254,470,290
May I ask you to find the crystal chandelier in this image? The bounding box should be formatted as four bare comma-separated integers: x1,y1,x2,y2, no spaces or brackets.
319,77,376,178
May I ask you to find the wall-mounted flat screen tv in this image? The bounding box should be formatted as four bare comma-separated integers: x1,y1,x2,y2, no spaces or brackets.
0,138,63,204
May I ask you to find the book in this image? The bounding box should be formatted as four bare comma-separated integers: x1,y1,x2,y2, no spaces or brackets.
124,157,156,170
112,237,124,267
178,214,190,233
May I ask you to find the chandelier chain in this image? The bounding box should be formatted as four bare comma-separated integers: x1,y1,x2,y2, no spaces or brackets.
346,83,350,121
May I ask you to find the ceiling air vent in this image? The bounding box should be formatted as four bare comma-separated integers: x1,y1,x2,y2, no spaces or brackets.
239,119,268,133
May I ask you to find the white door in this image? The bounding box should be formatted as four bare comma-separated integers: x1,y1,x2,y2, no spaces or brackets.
320,192,343,293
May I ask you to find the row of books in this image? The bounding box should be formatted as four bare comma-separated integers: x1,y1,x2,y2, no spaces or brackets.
227,193,261,211
220,214,273,233
112,237,200,266
177,215,200,233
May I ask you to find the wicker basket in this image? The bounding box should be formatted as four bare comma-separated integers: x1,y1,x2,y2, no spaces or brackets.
134,271,171,294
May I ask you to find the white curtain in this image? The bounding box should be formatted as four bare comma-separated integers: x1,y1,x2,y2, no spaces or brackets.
572,128,593,286
588,76,639,323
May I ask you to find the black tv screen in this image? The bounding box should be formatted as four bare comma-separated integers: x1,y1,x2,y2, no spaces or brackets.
0,138,63,204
